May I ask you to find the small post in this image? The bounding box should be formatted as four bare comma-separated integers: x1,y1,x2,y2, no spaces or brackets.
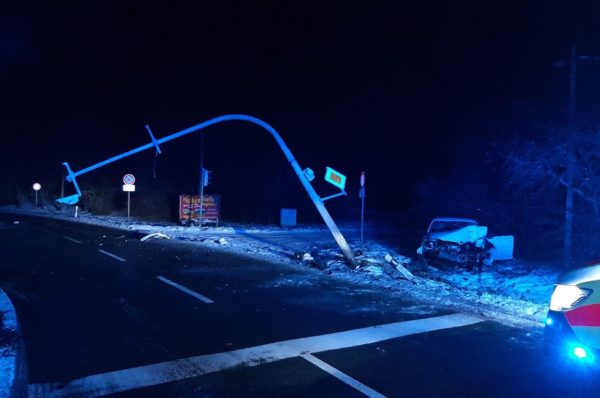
359,172,366,242
33,183,41,209
75,205,79,218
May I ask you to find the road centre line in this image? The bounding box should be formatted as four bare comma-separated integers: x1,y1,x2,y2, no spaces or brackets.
301,353,386,398
63,236,82,244
28,313,483,398
156,276,214,304
98,249,126,262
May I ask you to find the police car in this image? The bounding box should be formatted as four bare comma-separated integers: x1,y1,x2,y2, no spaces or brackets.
545,263,600,363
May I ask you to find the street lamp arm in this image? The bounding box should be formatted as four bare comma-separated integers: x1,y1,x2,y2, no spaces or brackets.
57,114,357,266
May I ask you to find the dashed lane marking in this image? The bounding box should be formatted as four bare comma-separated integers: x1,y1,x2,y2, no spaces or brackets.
301,353,386,398
28,313,483,398
63,236,82,244
156,276,214,304
97,249,126,262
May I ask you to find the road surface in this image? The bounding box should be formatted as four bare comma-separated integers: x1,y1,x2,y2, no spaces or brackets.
0,212,597,397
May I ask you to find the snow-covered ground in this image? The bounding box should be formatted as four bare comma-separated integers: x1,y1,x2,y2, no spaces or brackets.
0,204,559,328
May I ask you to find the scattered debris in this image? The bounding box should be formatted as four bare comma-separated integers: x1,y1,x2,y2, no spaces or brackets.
13,221,19,225
140,232,171,242
216,237,228,245
0,205,557,325
385,253,415,282
302,253,314,262
362,265,384,277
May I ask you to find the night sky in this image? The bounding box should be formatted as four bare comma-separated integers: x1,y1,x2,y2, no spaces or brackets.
2,2,600,222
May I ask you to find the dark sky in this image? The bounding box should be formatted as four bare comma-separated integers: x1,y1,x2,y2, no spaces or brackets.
2,1,600,221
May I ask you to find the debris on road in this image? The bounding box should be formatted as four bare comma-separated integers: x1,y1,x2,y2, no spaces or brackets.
301,253,314,262
216,237,228,245
362,265,384,277
140,232,171,242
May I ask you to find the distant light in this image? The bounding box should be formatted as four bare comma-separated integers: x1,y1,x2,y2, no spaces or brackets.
33,183,41,191
546,317,553,326
573,346,588,360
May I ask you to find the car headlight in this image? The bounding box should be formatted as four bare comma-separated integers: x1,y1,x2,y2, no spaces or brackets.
549,284,592,311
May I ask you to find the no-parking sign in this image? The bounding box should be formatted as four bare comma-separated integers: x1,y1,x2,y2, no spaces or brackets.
123,174,135,185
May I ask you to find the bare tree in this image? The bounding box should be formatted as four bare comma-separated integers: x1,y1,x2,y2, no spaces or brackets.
503,128,600,264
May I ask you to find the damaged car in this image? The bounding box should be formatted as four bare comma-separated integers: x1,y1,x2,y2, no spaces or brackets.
416,217,514,268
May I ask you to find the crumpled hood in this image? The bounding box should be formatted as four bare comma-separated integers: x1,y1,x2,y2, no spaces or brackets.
429,225,489,244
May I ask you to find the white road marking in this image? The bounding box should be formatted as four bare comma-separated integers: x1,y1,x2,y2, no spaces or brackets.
156,276,214,304
28,313,482,398
63,236,82,244
301,353,386,398
97,249,126,262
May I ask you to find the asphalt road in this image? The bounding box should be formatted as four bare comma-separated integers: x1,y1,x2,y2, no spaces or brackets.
0,212,598,398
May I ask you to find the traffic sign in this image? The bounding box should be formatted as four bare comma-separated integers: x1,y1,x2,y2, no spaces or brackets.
324,167,347,190
360,171,366,187
123,184,136,192
123,174,135,185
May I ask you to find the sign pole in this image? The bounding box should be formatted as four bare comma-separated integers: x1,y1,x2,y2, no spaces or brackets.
199,135,205,226
127,191,131,220
359,172,366,242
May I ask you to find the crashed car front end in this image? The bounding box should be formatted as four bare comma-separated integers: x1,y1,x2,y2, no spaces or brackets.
417,217,514,268
420,234,494,267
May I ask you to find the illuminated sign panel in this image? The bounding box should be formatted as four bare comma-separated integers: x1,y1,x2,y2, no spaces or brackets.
324,167,347,190
179,194,221,221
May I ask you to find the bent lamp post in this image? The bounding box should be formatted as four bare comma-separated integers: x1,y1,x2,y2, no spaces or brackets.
57,114,357,267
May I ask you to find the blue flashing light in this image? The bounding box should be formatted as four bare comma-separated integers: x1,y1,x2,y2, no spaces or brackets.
546,317,553,326
573,347,588,359
567,343,595,364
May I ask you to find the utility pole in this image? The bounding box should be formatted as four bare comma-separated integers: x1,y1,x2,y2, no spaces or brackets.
556,44,600,265
564,44,576,266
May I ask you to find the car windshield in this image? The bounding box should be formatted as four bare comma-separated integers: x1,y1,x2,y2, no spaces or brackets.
429,220,476,233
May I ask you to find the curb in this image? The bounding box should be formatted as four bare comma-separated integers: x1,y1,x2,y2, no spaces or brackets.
0,289,26,398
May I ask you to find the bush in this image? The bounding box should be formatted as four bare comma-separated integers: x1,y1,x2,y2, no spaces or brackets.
82,185,115,215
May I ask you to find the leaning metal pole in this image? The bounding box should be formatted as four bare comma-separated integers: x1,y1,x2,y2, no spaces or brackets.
58,114,357,267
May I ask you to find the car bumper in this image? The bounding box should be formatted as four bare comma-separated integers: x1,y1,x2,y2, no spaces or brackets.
545,310,599,363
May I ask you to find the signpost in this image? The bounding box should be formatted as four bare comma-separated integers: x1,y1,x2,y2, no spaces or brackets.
359,171,366,242
122,174,135,220
33,183,41,208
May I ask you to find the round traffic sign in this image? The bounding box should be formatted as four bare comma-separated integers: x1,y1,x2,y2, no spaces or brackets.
123,174,136,185
33,183,41,191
